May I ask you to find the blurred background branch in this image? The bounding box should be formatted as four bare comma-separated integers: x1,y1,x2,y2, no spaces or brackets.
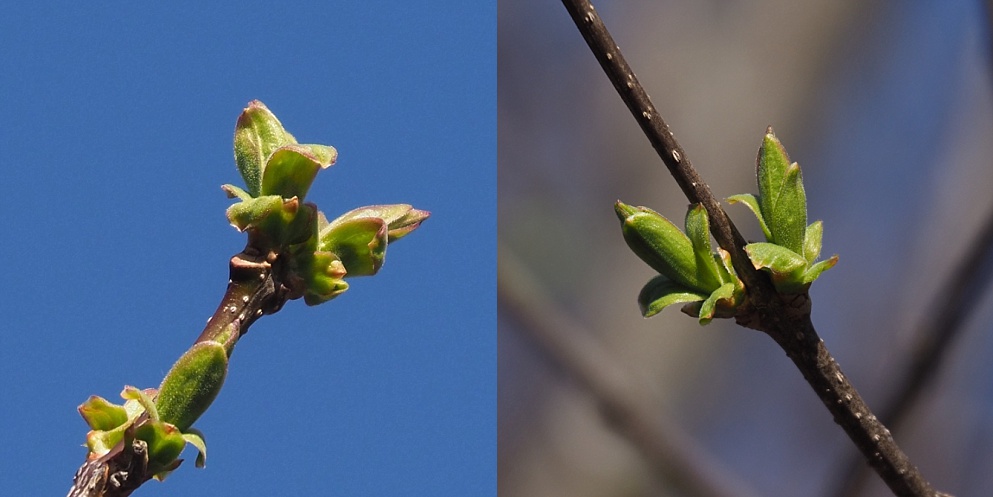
499,1,993,495
500,243,762,497
549,1,945,494
830,1,993,491
833,205,993,497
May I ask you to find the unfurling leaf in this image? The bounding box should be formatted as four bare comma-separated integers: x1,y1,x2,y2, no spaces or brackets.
727,193,771,241
616,201,715,293
318,217,388,277
728,128,836,294
260,144,336,200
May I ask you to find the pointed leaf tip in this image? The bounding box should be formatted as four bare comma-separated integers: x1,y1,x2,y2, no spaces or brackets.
182,429,208,468
803,254,838,285
617,204,703,291
325,204,429,243
614,200,638,221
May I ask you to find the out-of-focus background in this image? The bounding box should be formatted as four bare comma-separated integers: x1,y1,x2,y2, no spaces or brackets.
499,1,993,496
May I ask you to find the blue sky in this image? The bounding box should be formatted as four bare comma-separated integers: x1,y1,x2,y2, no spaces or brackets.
0,3,494,496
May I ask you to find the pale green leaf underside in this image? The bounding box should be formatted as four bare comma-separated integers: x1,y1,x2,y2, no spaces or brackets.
803,221,823,264
684,204,723,290
803,255,839,285
727,193,771,241
697,282,736,325
638,275,707,318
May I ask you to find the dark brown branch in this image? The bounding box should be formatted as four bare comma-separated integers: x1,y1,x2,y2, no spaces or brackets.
195,243,295,350
558,0,947,495
499,243,763,497
558,0,772,305
749,295,946,497
66,242,291,497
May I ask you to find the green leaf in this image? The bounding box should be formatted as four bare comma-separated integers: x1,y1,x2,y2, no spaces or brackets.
727,193,772,241
226,196,316,247
260,145,335,200
802,255,839,285
683,204,724,290
155,342,228,432
300,251,349,306
296,143,338,167
803,221,823,265
756,129,791,222
744,242,809,293
85,427,125,458
713,249,741,292
318,217,388,277
768,162,807,254
122,385,160,422
182,429,208,468
80,390,153,457
79,396,129,431
135,421,186,474
615,201,716,292
226,195,286,232
325,204,431,243
221,184,253,202
697,282,737,325
637,275,708,318
233,100,298,197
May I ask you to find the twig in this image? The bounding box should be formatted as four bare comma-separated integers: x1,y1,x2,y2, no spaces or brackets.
557,0,948,495
557,0,771,304
66,243,293,497
499,243,763,497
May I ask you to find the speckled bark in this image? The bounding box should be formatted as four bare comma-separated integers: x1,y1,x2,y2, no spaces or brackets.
559,0,950,494
735,293,946,497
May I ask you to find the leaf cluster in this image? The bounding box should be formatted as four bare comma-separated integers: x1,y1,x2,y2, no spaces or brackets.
72,101,430,483
617,128,837,323
224,100,429,305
